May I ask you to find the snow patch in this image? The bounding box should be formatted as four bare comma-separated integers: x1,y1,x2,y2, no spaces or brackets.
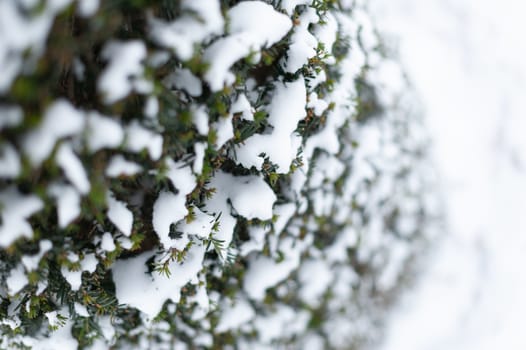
86,112,124,152
0,187,43,247
106,155,142,177
298,258,333,307
230,93,254,121
281,0,312,15
235,78,306,172
124,121,163,160
215,297,255,333
112,243,206,318
152,191,188,249
244,236,309,300
203,1,292,90
55,142,90,194
0,105,23,130
98,41,147,103
100,232,116,252
0,143,21,178
213,115,233,149
107,191,133,236
48,184,81,228
77,0,99,17
165,68,202,97
6,264,28,295
21,240,52,271
191,105,209,136
283,7,319,73
165,159,196,195
74,302,90,317
193,142,207,174
23,99,84,165
149,0,224,61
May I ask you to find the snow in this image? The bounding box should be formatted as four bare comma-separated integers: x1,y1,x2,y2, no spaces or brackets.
67,252,79,263
203,1,292,91
55,142,91,194
376,240,411,291
191,106,209,136
208,171,276,221
215,297,255,333
149,0,224,61
151,160,201,249
107,191,133,236
80,253,98,274
23,99,85,165
243,236,308,300
100,232,117,252
0,1,68,92
325,227,357,263
252,304,309,343
228,2,291,44
77,0,99,17
0,1,441,347
230,93,254,121
44,311,61,328
313,11,338,55
187,280,210,321
0,143,21,178
106,155,142,177
301,333,325,350
144,96,159,118
308,152,345,188
307,92,329,116
62,253,98,291
283,7,319,73
6,264,28,295
98,40,147,104
112,242,206,318
101,232,116,252
85,112,124,152
0,105,23,130
297,258,332,307
34,318,78,350
0,187,43,247
175,206,214,240
235,78,306,172
21,240,52,271
97,316,115,342
117,236,133,250
227,176,276,220
48,184,81,228
212,115,233,149
152,191,188,249
124,121,164,161
203,171,276,258
306,69,327,91
165,69,202,97
272,203,296,235
369,0,526,349
165,159,196,195
239,226,269,257
193,142,206,174
280,0,311,15
74,302,90,317
61,267,82,291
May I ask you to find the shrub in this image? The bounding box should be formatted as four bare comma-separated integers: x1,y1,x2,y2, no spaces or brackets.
0,0,436,349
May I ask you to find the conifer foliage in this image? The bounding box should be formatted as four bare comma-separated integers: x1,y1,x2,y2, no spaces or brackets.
0,0,436,348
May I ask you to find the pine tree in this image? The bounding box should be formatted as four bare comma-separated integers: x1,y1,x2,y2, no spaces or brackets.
0,0,436,348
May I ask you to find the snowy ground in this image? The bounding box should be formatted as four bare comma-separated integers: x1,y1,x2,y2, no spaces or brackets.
369,0,526,349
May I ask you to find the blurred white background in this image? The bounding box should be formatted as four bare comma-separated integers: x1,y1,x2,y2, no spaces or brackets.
369,0,526,349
